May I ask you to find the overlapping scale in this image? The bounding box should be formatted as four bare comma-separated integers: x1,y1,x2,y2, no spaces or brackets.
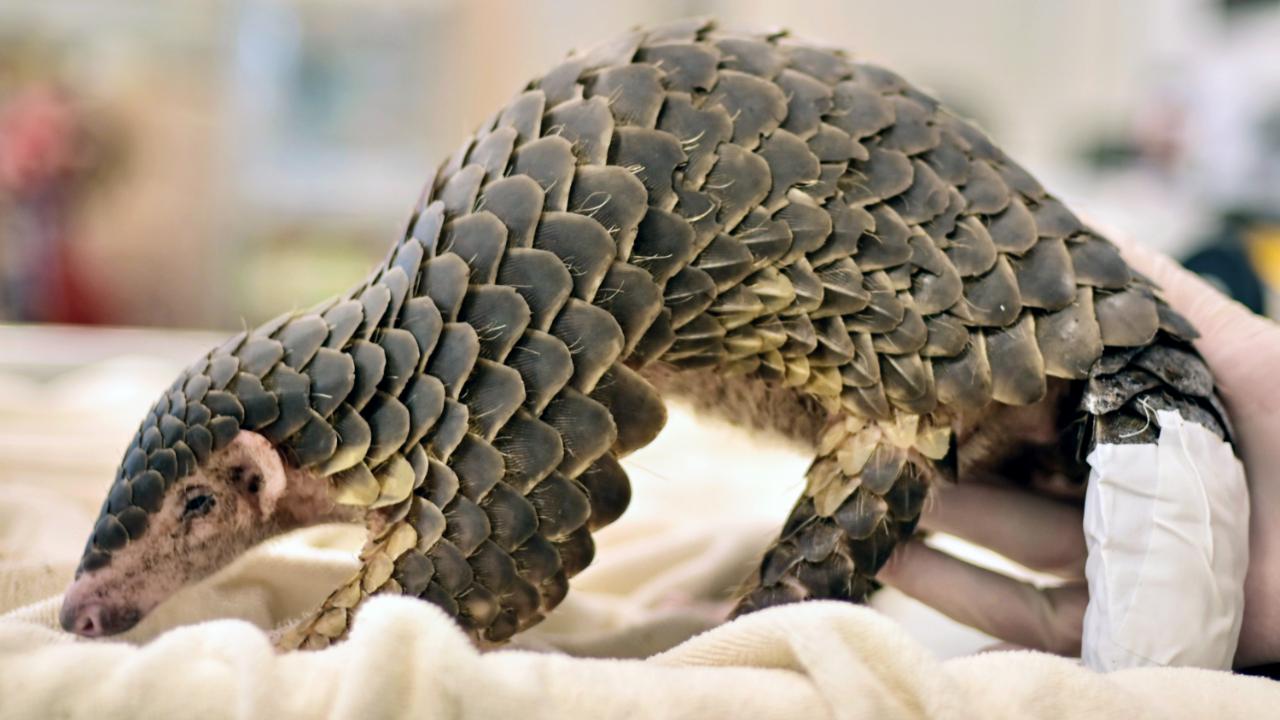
96,19,1227,651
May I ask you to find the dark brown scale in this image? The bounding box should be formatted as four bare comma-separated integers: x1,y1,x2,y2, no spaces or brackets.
490,410,563,493
449,435,504,501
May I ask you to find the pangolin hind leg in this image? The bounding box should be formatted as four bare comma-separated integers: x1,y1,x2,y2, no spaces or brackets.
732,377,1090,616
642,366,938,615
734,414,934,614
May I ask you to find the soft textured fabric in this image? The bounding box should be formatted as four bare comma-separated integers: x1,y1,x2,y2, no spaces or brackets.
2,523,1278,720
2,354,1278,719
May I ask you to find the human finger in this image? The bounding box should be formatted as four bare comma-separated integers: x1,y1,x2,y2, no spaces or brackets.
878,538,1088,656
920,482,1086,578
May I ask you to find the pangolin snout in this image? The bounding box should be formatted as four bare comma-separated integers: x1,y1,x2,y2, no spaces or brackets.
59,598,141,638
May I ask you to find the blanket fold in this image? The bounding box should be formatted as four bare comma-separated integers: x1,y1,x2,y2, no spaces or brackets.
1,357,1276,718
3,521,1277,720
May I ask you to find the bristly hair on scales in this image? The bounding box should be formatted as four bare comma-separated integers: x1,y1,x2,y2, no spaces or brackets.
81,16,1229,645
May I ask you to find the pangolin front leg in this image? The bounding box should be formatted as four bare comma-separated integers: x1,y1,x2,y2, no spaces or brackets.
276,515,420,651
65,18,1233,651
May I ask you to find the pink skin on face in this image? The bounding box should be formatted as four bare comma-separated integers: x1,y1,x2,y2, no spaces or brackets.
60,431,354,638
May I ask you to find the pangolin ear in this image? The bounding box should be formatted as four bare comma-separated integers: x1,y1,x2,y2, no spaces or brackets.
226,430,288,517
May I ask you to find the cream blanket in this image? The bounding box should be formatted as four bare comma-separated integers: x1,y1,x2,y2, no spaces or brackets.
1,346,1277,719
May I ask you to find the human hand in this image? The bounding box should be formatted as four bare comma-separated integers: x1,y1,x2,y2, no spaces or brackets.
877,236,1280,667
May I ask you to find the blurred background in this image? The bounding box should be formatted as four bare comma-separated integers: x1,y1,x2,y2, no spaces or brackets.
2,0,1278,660
1,0,1278,330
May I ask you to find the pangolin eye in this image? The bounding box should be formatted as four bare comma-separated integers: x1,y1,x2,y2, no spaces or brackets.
183,494,215,518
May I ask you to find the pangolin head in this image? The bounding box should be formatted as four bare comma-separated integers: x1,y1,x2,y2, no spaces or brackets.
62,205,457,638
60,314,369,637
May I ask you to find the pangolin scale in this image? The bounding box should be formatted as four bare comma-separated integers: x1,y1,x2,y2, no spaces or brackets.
73,18,1230,648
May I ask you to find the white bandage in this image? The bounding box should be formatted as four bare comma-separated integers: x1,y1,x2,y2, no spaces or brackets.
1082,409,1249,671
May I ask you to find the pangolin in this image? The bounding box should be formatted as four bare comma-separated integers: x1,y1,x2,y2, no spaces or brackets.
61,18,1232,649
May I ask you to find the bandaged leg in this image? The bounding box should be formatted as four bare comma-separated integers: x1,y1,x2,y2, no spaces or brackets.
1082,341,1247,671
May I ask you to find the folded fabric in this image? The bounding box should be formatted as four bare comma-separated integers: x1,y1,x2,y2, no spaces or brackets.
3,361,1278,718
3,521,1277,720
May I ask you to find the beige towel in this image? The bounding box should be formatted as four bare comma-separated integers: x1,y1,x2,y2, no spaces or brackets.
1,348,1277,719
2,521,1276,719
